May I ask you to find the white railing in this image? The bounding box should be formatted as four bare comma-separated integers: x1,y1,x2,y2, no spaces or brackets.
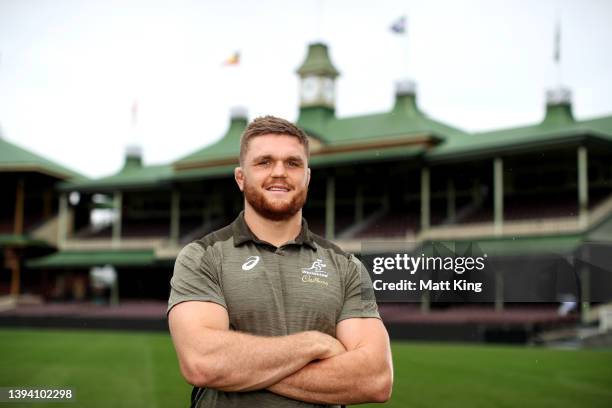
419,192,612,241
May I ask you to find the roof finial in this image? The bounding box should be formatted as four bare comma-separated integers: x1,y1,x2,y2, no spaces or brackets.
395,79,416,96
230,106,248,120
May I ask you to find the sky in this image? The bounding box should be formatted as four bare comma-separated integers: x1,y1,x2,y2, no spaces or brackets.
0,0,611,178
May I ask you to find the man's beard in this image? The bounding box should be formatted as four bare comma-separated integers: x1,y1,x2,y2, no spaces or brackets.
243,179,308,221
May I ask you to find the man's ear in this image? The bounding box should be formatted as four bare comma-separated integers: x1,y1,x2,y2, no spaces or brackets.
306,167,311,187
234,167,245,191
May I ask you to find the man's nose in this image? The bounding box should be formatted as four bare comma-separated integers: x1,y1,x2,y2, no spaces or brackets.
271,160,287,177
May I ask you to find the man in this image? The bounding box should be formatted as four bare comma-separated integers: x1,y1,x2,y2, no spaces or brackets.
168,116,393,407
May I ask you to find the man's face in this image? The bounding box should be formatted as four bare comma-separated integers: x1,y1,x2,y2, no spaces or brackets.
235,134,310,221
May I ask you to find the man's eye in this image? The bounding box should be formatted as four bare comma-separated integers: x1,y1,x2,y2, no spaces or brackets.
287,161,301,167
257,160,270,166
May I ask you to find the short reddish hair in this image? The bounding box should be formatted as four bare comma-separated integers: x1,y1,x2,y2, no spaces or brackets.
239,116,310,165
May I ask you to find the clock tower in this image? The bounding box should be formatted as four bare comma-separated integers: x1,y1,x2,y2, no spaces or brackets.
296,43,339,111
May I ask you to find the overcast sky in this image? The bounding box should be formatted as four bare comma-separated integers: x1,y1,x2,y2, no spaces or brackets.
1,0,611,178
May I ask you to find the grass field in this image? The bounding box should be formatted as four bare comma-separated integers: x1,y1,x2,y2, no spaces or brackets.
0,328,611,407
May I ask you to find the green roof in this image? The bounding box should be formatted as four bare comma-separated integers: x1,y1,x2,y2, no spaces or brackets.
310,145,424,168
170,164,237,181
0,137,87,181
427,104,612,162
298,93,467,146
169,145,425,179
168,93,464,177
579,114,612,135
60,163,173,192
27,249,156,268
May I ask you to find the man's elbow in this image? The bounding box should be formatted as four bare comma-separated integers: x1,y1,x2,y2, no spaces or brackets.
369,369,393,403
182,360,250,392
181,360,218,388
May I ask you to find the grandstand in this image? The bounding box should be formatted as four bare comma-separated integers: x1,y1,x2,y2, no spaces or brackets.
2,42,612,343
0,136,87,300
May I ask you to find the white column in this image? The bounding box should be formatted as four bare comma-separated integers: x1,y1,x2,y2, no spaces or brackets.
495,268,504,311
112,191,122,248
421,168,430,231
493,158,504,235
58,193,68,248
421,291,430,314
580,245,590,323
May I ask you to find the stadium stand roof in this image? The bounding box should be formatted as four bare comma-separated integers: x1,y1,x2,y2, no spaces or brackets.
59,148,173,192
57,44,612,196
427,97,612,163
0,136,87,181
297,85,466,148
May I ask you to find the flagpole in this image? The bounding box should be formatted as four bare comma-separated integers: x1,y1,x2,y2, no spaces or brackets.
127,98,140,153
221,51,241,108
390,15,410,82
315,0,324,42
554,18,562,88
404,15,410,80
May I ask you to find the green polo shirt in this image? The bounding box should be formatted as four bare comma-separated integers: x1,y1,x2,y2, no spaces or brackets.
168,212,380,408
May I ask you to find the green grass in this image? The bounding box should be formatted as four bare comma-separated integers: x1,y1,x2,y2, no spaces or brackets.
369,343,612,408
0,328,190,407
0,328,611,407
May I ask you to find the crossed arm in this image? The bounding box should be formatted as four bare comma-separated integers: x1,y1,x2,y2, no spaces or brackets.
168,301,393,404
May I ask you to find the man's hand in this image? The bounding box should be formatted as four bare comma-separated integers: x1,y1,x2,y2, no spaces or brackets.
318,332,347,359
267,317,393,405
168,301,346,392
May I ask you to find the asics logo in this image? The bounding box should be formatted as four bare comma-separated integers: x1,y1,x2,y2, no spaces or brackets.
242,256,260,271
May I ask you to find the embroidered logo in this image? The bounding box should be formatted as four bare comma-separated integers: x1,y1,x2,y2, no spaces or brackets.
301,259,328,286
241,256,260,271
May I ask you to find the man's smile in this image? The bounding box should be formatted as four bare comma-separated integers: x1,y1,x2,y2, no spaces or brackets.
265,184,292,192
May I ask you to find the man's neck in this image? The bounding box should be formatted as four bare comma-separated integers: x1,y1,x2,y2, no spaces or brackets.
243,205,303,248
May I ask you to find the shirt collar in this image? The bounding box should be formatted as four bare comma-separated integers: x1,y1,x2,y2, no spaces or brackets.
232,211,317,250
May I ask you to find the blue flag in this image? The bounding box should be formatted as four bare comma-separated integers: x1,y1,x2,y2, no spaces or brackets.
390,16,406,34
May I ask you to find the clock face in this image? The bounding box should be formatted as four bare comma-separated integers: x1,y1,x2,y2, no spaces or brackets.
301,76,319,104
322,78,334,104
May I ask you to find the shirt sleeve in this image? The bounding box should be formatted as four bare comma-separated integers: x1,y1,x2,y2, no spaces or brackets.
167,242,227,314
337,254,380,323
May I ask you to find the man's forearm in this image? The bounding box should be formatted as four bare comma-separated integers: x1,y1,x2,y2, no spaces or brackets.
267,346,392,405
183,328,338,392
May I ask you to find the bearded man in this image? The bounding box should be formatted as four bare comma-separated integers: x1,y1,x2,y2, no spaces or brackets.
168,116,393,408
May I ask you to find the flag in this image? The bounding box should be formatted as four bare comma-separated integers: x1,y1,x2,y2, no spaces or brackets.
223,51,240,66
131,99,138,126
553,21,561,63
390,16,406,34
